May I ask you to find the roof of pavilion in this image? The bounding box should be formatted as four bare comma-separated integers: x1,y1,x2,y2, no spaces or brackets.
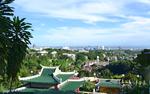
96,79,121,88
22,68,59,84
19,65,76,84
14,78,86,94
17,88,75,94
59,79,85,91
56,73,75,82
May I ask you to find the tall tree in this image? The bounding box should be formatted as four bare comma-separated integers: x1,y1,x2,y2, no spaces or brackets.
0,0,14,79
136,49,150,82
0,0,33,91
7,16,32,91
0,0,14,16
136,49,150,67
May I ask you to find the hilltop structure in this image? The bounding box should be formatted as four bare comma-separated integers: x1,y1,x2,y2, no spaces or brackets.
9,65,123,94
14,65,85,93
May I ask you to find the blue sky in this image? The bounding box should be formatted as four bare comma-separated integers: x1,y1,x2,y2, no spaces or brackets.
12,0,150,47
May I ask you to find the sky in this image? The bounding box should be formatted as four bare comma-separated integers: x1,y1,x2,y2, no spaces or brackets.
12,0,150,47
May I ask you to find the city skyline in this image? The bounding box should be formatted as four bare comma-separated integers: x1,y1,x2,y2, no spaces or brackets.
12,0,150,47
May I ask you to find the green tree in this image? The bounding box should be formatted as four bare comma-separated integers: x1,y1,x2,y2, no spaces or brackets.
136,49,150,67
100,69,113,78
80,81,95,92
76,53,87,62
136,49,150,82
123,73,138,82
6,16,32,91
0,0,33,92
106,60,134,75
0,0,14,80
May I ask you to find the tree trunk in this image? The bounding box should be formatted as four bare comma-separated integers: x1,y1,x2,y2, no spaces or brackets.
9,77,13,93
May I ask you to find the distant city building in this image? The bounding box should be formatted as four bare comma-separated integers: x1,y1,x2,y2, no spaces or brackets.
51,51,57,58
102,46,105,50
62,46,70,50
83,56,101,71
112,56,118,61
63,53,76,60
78,49,89,53
38,50,48,56
96,56,100,63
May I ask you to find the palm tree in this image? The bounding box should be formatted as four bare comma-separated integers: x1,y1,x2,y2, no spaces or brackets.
0,0,14,80
0,0,14,16
0,0,33,92
7,16,32,92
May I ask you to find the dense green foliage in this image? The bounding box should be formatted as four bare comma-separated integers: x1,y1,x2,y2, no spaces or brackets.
136,49,150,67
0,0,14,80
106,60,137,74
80,81,95,92
136,49,150,82
124,83,149,94
0,0,32,92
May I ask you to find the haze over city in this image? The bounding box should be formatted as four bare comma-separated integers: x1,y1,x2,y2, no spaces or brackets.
12,0,150,47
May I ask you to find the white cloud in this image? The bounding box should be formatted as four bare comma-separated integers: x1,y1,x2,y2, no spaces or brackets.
121,16,150,31
13,0,125,23
77,1,120,14
138,0,150,4
14,0,150,46
14,0,150,24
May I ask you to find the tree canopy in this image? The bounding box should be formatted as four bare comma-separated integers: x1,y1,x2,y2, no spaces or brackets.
0,0,33,91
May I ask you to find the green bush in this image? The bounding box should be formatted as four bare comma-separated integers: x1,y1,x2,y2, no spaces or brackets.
80,81,95,92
